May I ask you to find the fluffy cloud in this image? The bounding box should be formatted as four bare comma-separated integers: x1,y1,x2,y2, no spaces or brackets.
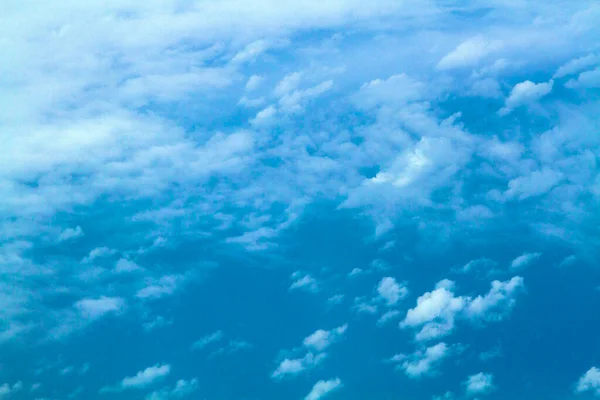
464,372,495,396
437,36,502,70
74,296,125,320
136,274,191,300
271,352,326,379
576,367,600,396
191,330,224,350
303,324,348,352
121,364,171,390
305,378,342,400
499,80,554,115
403,277,525,340
394,342,451,378
377,277,408,306
554,54,599,78
510,252,542,269
57,226,84,242
0,381,23,398
145,378,199,400
566,68,600,89
290,272,319,293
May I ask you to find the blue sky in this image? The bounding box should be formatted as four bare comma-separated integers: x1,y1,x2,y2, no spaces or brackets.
1,1,600,399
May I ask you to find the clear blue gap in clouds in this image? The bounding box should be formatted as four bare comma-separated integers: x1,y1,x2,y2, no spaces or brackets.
0,1,600,400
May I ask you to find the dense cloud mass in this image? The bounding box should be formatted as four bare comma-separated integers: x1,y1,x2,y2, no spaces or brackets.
0,1,599,399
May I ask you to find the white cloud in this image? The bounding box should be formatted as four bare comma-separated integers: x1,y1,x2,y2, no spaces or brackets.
457,258,497,274
466,276,525,321
503,168,563,200
0,381,23,398
74,296,125,320
576,367,600,396
377,277,408,306
464,372,495,396
82,247,116,263
510,252,542,269
271,352,326,379
57,226,84,242
192,330,224,350
397,342,450,378
438,36,502,70
377,310,402,326
289,273,318,292
499,80,554,115
250,105,277,126
245,75,264,92
143,316,172,333
231,40,271,64
401,281,466,341
145,378,199,400
303,324,347,352
114,258,143,273
554,54,599,78
566,67,600,89
121,364,171,389
305,378,342,400
136,274,190,300
348,268,364,277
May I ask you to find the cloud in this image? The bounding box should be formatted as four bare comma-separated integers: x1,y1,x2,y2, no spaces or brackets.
143,316,172,333
192,330,224,350
136,274,191,300
74,296,125,320
466,276,525,321
464,372,495,396
499,80,554,115
82,247,117,263
231,40,271,64
303,324,348,352
57,226,84,242
271,352,326,380
457,258,497,275
554,54,599,78
403,277,525,340
0,381,23,398
566,68,600,89
245,75,264,92
503,168,563,200
145,378,199,400
576,367,600,396
305,378,342,400
376,277,408,306
348,268,364,277
401,281,467,341
121,364,171,390
114,258,143,273
395,342,451,378
510,252,542,269
377,310,402,326
289,272,319,293
437,36,502,70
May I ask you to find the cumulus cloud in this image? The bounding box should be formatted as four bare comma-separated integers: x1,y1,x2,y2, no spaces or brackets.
305,378,342,400
403,277,525,340
464,372,495,396
303,324,348,352
566,68,600,89
503,168,563,200
376,277,408,306
0,381,23,398
576,367,600,396
74,296,125,320
437,36,502,70
289,272,319,293
394,342,451,378
377,310,402,326
82,247,117,263
145,378,199,400
57,226,84,242
271,352,326,379
121,364,171,389
499,80,554,115
554,54,599,78
136,274,190,300
114,258,143,273
510,252,542,269
192,330,224,350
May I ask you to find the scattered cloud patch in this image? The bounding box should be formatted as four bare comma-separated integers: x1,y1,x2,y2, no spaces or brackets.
438,36,502,70
74,296,125,320
58,226,84,242
376,277,408,306
192,330,224,350
121,364,171,390
510,252,542,270
395,342,451,378
303,324,348,352
464,372,495,396
305,378,342,400
290,272,319,293
499,80,553,115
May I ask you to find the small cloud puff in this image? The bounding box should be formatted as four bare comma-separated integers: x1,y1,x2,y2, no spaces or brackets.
464,372,495,396
304,378,342,400
510,252,542,270
575,367,600,396
499,80,553,116
391,342,451,378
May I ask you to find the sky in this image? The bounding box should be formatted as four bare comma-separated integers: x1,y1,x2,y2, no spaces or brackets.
1,1,600,399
